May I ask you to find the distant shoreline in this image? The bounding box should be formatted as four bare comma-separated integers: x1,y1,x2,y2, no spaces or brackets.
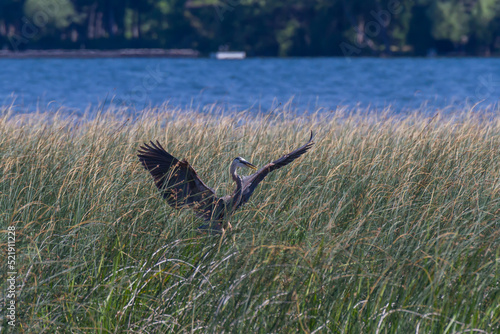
1,49,499,59
0,49,200,59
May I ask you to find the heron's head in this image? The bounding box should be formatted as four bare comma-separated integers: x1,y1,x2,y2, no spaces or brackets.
233,157,257,170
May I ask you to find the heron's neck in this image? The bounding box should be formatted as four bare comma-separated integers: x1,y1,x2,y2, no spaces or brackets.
230,163,241,183
230,163,243,206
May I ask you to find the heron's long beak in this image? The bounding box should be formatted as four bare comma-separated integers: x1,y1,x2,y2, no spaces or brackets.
244,161,258,170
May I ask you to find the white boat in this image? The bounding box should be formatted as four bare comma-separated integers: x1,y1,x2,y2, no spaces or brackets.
212,51,246,60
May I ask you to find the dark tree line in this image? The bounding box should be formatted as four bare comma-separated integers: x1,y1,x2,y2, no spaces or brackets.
1,0,500,56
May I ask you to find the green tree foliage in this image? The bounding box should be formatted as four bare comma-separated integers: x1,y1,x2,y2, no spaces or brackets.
0,0,499,56
429,0,470,43
469,0,499,53
24,0,79,29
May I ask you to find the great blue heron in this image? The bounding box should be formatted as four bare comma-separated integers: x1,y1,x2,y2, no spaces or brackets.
137,132,314,232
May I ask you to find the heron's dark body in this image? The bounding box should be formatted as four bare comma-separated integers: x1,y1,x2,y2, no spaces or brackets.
137,132,314,232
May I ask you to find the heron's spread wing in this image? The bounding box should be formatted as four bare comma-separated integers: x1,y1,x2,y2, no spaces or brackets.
137,141,218,221
240,131,314,206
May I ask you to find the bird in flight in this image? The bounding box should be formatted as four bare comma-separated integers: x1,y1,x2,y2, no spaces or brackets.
137,132,314,233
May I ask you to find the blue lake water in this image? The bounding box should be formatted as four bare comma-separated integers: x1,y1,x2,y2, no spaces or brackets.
0,57,498,114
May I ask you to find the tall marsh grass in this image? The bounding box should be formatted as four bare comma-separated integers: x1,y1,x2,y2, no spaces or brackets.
0,106,499,333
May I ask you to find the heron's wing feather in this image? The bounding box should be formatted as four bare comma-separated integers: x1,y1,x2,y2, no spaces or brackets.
240,131,314,206
137,141,218,221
